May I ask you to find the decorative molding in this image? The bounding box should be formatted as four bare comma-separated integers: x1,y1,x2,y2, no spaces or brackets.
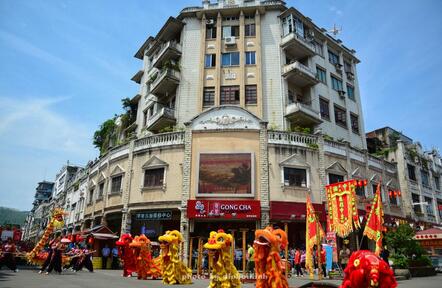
326,161,347,174
191,106,262,131
142,155,169,169
247,73,255,78
200,114,253,126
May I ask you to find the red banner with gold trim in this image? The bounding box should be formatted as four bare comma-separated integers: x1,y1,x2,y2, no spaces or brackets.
363,182,384,256
326,180,360,237
305,195,325,275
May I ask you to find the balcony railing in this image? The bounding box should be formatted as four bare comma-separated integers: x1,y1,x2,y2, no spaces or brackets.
268,131,318,147
146,107,176,129
285,102,322,126
281,32,316,59
150,68,180,97
151,41,182,69
134,131,185,152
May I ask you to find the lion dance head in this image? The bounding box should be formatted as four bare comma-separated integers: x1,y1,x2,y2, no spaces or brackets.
254,226,288,288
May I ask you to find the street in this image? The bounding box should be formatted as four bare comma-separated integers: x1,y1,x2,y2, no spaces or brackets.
0,269,441,288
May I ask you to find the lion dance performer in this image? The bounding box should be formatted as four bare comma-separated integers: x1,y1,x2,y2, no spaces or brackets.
253,226,288,288
204,229,240,288
26,208,66,266
116,233,137,277
158,230,192,284
340,250,397,288
129,234,161,280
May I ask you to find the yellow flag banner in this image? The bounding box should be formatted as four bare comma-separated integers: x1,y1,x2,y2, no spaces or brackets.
363,182,384,256
326,180,360,238
305,195,325,276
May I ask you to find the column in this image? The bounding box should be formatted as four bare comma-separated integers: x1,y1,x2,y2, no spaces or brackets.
215,12,222,106
259,122,270,228
239,10,245,108
180,125,192,264
120,140,135,235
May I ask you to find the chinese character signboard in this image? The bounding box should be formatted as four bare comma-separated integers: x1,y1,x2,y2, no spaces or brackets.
135,211,172,221
187,200,260,219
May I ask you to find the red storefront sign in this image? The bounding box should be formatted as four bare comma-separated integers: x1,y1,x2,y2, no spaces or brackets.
187,200,261,219
270,201,327,222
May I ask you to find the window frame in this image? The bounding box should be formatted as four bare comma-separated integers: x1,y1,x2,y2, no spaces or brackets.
283,167,309,188
245,51,256,65
316,66,327,84
331,75,343,91
350,113,360,134
203,87,215,107
328,49,340,65
221,52,240,67
334,105,347,128
245,23,256,37
206,24,217,39
245,85,257,105
97,182,105,200
204,54,216,68
347,84,355,101
328,173,344,184
421,169,431,187
222,25,240,38
143,167,166,189
319,97,330,121
407,164,417,181
220,85,240,105
110,175,123,194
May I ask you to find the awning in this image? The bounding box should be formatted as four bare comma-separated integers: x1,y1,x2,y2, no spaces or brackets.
270,201,327,222
91,232,119,240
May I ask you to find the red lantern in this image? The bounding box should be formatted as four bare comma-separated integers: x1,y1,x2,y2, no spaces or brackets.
363,179,367,186
398,191,401,196
88,237,94,245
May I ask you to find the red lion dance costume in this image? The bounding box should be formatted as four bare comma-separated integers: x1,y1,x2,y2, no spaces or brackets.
116,234,137,277
340,250,397,288
254,226,288,288
129,234,161,280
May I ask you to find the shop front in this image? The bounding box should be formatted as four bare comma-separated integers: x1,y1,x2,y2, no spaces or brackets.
130,208,180,239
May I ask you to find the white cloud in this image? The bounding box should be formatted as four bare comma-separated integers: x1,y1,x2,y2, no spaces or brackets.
329,6,343,16
0,96,96,159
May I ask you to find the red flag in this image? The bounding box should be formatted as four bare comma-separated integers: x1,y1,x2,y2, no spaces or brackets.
363,182,384,256
306,195,325,275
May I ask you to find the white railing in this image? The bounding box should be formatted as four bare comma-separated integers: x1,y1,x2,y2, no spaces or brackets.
283,61,316,79
268,131,318,147
146,107,176,128
281,32,315,51
349,146,365,162
152,41,182,67
151,69,180,91
134,131,184,152
368,154,383,169
324,139,347,156
285,102,321,119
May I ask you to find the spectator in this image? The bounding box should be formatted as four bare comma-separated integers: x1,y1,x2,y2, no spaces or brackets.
380,246,390,266
247,244,255,276
339,244,351,270
234,248,242,270
111,246,119,269
101,244,110,269
294,247,303,277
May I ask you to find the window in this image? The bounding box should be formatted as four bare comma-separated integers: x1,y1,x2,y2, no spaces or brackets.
350,113,359,134
355,185,365,198
245,85,257,104
284,167,307,187
245,24,256,37
344,60,353,73
111,175,122,194
421,170,430,187
328,49,340,65
407,164,416,181
319,98,330,120
438,201,442,220
222,52,240,66
412,193,421,214
143,168,164,187
389,189,398,205
88,189,94,204
372,184,379,198
143,110,148,126
206,24,217,39
220,86,240,105
288,90,295,104
334,105,347,128
245,51,256,65
316,66,326,84
203,87,215,107
331,75,343,91
205,54,216,68
314,41,323,56
98,182,104,199
425,197,434,216
435,176,440,190
222,25,239,38
347,84,355,100
329,173,344,184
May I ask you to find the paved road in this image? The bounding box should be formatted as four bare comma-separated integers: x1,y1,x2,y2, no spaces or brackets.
0,268,441,288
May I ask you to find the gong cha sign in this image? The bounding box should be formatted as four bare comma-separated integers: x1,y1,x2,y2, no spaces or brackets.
187,200,261,219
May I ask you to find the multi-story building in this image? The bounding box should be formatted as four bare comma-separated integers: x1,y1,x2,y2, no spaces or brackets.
53,163,82,208
64,167,89,234
367,127,442,227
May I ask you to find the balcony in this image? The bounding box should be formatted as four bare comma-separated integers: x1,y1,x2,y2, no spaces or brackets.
283,61,319,88
281,32,316,59
150,68,180,99
146,106,177,132
285,102,322,127
152,41,182,69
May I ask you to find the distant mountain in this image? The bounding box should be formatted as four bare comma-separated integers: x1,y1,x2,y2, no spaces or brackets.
0,207,29,227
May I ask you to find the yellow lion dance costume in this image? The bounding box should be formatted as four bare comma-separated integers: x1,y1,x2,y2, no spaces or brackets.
254,226,288,288
26,208,66,265
158,230,192,284
204,229,241,288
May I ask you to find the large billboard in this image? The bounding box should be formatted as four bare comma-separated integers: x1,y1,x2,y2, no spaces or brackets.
197,152,254,197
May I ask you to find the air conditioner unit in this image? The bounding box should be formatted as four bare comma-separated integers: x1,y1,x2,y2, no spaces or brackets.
224,36,236,46
206,19,215,25
338,90,346,98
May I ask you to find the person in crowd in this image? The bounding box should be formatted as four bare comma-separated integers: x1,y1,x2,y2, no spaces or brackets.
1,238,18,272
39,235,59,274
319,245,327,278
339,243,351,270
111,245,119,269
380,245,390,266
101,244,110,269
300,249,306,274
75,245,94,272
246,244,255,277
294,247,303,277
234,248,242,270
46,236,65,274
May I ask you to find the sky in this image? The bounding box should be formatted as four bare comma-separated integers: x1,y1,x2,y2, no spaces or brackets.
0,0,441,211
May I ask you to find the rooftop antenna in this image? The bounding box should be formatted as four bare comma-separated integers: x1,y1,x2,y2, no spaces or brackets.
329,24,342,36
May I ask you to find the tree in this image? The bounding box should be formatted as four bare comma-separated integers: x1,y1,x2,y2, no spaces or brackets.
93,119,117,155
385,224,424,257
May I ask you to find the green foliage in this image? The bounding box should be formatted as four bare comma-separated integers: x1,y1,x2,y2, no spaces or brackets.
93,119,117,155
391,254,409,269
0,207,28,226
323,134,334,141
290,126,312,134
158,126,174,133
268,123,280,131
149,72,158,83
409,255,432,267
307,143,319,150
373,147,393,159
385,224,425,258
389,131,401,149
162,60,180,72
